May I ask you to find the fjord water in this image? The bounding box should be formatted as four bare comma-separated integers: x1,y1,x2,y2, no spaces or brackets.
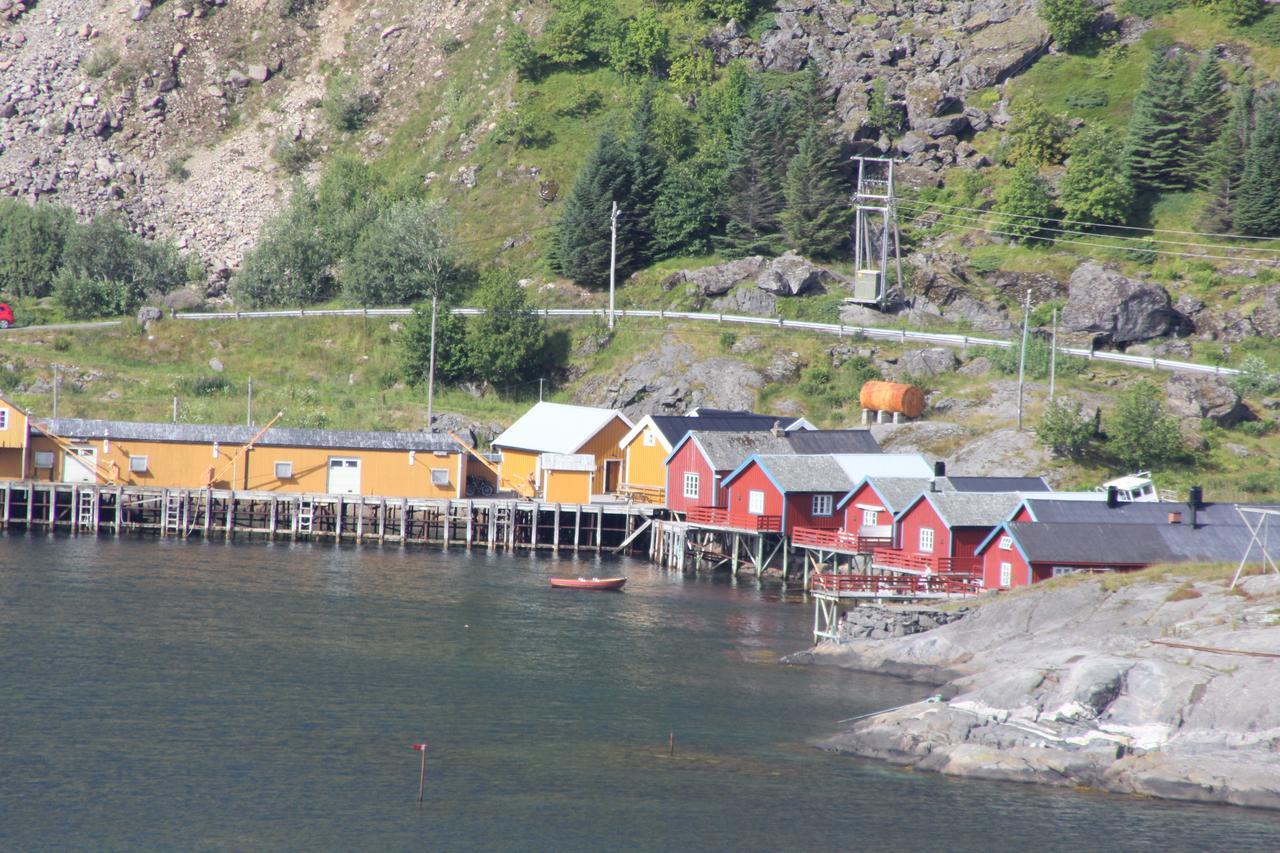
3,536,1278,852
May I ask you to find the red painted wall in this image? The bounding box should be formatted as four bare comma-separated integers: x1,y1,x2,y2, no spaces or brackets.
665,439,716,515
981,538,1030,589
785,491,845,536
724,462,784,523
1012,506,1033,523
896,498,951,559
840,482,888,533
954,527,993,559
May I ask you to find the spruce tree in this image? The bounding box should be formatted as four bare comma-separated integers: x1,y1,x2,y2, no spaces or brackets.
550,130,630,286
653,155,724,257
1236,93,1280,236
719,84,786,257
1200,84,1252,234
1058,127,1134,225
619,84,666,271
1185,55,1228,187
1124,52,1193,192
780,126,850,258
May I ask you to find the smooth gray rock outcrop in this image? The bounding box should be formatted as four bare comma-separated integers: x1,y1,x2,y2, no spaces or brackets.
1062,262,1189,346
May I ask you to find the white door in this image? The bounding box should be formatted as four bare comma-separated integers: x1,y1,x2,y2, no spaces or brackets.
327,457,361,494
63,447,98,484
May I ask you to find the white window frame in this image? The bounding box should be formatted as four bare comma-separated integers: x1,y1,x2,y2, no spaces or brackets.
999,535,1013,551
812,494,833,517
431,467,450,486
643,430,656,447
919,527,935,553
999,561,1013,588
128,455,149,473
683,472,700,500
862,509,878,528
275,461,294,479
748,490,765,515
34,451,54,469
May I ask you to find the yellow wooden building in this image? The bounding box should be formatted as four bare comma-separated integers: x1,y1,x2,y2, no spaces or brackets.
0,393,472,498
491,402,631,500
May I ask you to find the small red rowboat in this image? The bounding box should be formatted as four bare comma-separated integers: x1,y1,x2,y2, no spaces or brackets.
549,576,627,591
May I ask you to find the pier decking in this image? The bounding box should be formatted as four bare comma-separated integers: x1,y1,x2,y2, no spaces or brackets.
0,481,656,553
809,571,980,640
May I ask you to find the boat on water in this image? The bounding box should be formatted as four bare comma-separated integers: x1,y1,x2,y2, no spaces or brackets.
549,576,627,591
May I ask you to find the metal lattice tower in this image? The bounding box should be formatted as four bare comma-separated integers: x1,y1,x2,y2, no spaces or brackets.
850,157,903,306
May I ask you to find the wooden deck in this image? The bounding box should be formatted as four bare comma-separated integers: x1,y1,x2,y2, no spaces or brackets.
686,506,782,533
0,481,655,553
810,571,980,600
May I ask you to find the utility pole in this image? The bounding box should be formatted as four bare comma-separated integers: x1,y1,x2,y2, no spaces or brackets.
247,376,253,426
173,396,179,424
52,365,59,419
1049,308,1058,401
851,157,903,306
538,378,544,402
609,201,619,330
426,293,438,431
1016,289,1031,431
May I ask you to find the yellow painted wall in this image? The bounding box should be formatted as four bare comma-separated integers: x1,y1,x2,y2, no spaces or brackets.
498,448,540,496
577,415,630,492
0,396,28,450
544,469,592,504
622,425,669,492
18,434,463,498
0,448,23,479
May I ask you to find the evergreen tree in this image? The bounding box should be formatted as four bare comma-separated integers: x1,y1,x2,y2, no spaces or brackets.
550,130,630,286
1185,55,1228,187
780,126,849,258
1200,84,1253,234
995,161,1055,242
718,84,786,257
1058,127,1134,225
653,155,724,257
1236,93,1280,236
1124,52,1193,192
619,84,666,270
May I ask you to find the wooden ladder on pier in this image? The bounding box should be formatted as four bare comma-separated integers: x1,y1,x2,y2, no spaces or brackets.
161,490,184,536
76,489,95,531
298,498,315,535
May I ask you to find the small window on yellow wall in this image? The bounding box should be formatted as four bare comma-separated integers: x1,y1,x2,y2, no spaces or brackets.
275,461,294,479
0,408,8,430
643,430,656,447
34,451,54,468
431,468,450,486
128,456,149,473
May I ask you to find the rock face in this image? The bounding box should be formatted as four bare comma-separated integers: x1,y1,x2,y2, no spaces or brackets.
837,604,969,641
799,572,1280,810
1062,262,1189,346
899,347,957,376
755,251,838,296
664,257,766,297
906,252,1014,332
1166,374,1255,427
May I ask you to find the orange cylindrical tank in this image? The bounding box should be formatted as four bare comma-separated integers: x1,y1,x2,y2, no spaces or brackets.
859,381,925,418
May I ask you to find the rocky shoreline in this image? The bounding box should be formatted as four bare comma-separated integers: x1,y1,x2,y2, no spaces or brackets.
787,570,1280,810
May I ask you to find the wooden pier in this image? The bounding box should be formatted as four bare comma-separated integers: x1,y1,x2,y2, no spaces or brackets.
0,481,656,553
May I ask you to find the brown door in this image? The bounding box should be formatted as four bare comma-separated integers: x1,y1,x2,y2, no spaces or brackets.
604,459,620,493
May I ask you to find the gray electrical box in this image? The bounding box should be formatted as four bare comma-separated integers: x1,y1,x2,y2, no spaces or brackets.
853,269,881,302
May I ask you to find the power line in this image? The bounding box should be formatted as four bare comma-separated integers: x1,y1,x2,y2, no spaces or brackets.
897,196,1280,244
897,201,1280,258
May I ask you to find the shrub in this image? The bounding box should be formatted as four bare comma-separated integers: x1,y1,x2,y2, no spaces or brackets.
1117,0,1187,16
1039,0,1097,50
994,161,1056,242
1242,470,1276,494
322,75,379,132
399,300,470,385
271,136,316,175
609,8,668,76
186,375,233,396
82,46,119,79
341,199,461,306
719,331,737,351
983,336,1084,380
1123,241,1158,264
1230,355,1280,397
1107,381,1183,470
233,198,336,307
501,29,541,79
492,104,554,148
166,155,191,182
1035,397,1094,458
1007,101,1071,166
0,199,74,298
867,78,907,138
1215,0,1263,26
53,270,130,320
1064,90,1109,110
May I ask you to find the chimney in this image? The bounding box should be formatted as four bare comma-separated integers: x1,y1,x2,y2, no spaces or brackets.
1106,486,1119,509
1167,510,1182,525
771,420,783,437
1188,485,1203,529
934,460,946,478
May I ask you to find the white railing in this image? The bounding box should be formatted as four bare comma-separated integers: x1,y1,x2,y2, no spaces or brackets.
173,307,1240,378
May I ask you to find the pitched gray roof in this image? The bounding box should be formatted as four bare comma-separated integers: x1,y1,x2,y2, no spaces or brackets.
925,491,1025,527
753,454,857,493
786,429,881,454
849,477,937,513
39,418,461,452
1007,519,1258,566
692,431,792,470
649,413,781,446
947,476,1049,493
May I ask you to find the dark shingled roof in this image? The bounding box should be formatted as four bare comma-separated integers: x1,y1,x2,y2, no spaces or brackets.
1007,518,1260,566
648,413,782,446
786,430,880,455
39,418,462,453
947,476,1050,493
1022,499,1280,525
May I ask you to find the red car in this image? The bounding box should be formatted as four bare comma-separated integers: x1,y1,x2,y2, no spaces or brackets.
0,302,14,329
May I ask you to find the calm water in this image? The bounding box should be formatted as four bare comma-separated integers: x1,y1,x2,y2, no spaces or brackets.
3,536,1278,851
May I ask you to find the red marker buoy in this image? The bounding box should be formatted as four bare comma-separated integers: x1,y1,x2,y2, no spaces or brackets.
412,742,428,802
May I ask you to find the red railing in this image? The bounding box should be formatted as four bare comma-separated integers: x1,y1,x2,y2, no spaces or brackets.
811,572,980,597
791,527,892,553
687,506,782,532
871,548,982,576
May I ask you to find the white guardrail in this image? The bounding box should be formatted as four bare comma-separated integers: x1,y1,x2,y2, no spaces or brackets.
173,307,1240,378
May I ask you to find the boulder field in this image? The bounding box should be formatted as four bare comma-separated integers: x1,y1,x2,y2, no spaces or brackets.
788,570,1280,809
